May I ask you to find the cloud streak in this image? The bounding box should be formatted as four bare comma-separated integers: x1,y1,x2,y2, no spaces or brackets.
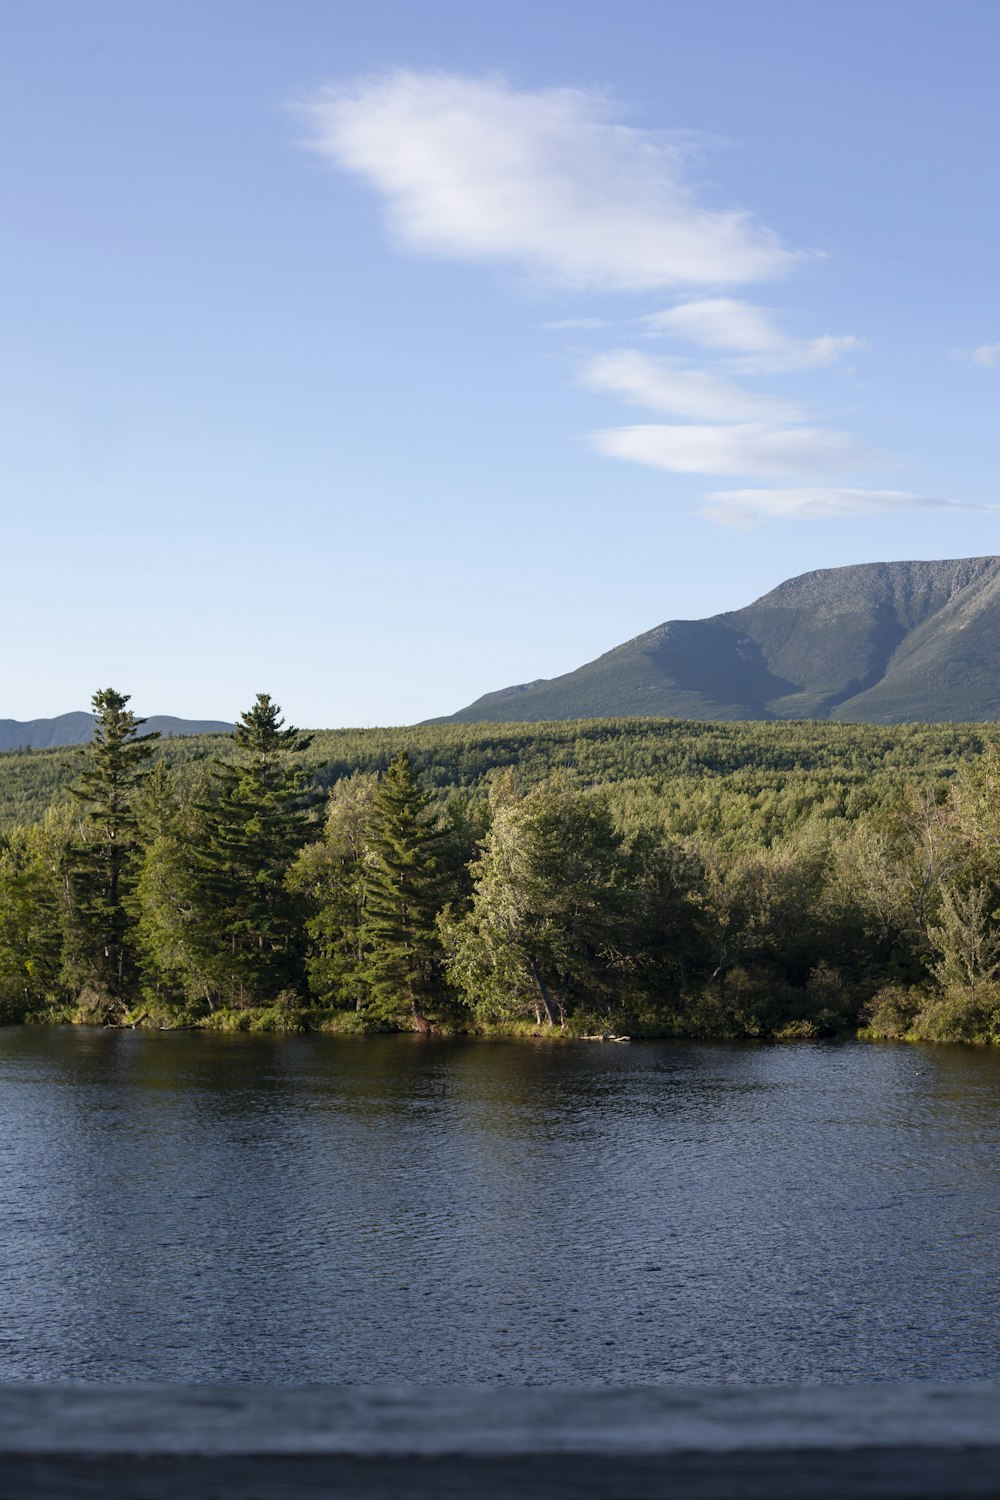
700,487,997,526
594,423,878,478
645,298,865,371
299,71,800,291
583,350,802,421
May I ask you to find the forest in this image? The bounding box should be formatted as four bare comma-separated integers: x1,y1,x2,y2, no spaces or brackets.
0,690,998,1044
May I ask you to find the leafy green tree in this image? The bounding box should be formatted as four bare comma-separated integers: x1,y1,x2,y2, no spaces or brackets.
0,810,68,1017
613,824,711,1010
130,762,214,1010
445,773,681,1027
63,688,159,1009
288,771,379,1009
361,752,447,1028
929,884,1000,999
186,694,315,1005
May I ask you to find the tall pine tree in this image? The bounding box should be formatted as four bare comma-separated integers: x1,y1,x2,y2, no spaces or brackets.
362,752,445,1029
188,694,315,1005
64,688,159,1010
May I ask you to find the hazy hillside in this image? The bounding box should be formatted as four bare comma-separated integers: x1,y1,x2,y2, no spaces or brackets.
433,557,1000,725
0,713,234,752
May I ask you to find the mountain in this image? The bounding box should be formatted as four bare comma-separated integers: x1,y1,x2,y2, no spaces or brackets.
433,557,1000,725
0,714,234,752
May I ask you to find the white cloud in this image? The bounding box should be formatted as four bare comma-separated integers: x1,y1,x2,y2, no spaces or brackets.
645,298,865,371
805,334,867,366
541,317,612,330
593,423,876,477
700,487,995,526
970,342,1000,368
646,298,782,351
299,71,800,291
583,350,802,421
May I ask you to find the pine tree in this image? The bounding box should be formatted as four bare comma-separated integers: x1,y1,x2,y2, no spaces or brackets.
362,752,445,1028
63,688,159,1009
188,694,315,1005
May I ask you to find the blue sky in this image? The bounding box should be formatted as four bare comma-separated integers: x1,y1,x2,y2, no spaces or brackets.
2,0,997,725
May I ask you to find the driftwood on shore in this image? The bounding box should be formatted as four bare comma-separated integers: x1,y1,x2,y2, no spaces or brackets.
581,1033,631,1043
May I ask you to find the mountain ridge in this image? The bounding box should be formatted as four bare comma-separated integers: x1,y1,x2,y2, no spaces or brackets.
431,557,1000,725
0,713,234,752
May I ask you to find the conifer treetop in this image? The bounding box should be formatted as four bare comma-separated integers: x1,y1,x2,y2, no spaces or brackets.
89,688,160,750
234,693,313,763
71,687,160,820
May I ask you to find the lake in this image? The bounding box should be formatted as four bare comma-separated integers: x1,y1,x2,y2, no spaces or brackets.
0,1028,997,1385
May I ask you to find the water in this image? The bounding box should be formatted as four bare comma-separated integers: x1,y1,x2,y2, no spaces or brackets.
0,1027,997,1385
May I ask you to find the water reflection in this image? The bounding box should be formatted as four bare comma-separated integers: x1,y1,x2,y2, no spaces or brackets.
0,1028,997,1384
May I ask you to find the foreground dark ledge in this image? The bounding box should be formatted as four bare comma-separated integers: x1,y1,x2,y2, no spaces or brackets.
1,1383,999,1499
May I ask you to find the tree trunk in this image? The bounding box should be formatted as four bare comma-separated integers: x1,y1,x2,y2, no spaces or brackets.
528,956,561,1027
408,980,432,1033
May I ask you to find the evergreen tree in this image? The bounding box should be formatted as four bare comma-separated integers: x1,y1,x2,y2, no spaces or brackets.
63,688,159,1009
361,752,445,1028
188,694,315,1005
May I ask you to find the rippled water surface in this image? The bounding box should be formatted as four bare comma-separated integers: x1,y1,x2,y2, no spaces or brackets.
0,1028,998,1384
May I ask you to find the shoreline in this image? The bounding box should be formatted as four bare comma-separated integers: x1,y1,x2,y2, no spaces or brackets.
5,1010,995,1047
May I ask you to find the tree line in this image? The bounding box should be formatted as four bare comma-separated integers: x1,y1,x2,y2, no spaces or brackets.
1,688,999,1043
0,710,986,833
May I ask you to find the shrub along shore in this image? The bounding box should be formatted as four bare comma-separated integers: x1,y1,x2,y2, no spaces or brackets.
1,693,999,1045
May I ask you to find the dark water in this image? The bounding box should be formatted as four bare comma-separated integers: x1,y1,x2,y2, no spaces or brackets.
0,1028,998,1385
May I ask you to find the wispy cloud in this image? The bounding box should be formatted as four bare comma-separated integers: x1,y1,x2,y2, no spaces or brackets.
594,423,877,478
700,487,995,526
583,350,802,421
645,298,865,371
298,71,800,291
297,70,977,527
541,317,612,331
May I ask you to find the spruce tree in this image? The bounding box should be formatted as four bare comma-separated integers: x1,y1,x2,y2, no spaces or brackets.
362,752,445,1028
64,688,159,1009
189,694,315,1005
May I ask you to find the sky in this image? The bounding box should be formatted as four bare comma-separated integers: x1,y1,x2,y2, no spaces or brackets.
2,0,997,726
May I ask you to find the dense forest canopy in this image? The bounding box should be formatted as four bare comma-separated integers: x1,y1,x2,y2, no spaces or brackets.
0,716,988,833
1,694,998,1044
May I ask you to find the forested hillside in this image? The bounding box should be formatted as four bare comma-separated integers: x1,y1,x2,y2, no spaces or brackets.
0,715,987,834
2,694,999,1046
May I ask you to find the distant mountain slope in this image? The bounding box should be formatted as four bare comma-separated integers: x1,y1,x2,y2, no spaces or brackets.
433,557,1000,725
0,713,234,752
